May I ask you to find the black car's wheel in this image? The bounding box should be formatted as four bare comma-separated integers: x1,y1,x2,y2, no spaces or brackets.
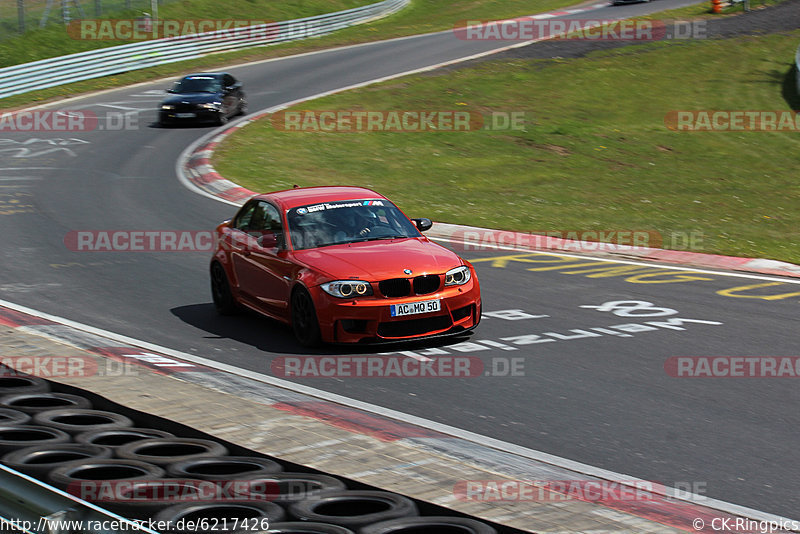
238,97,248,116
216,111,229,126
291,288,321,347
211,262,239,315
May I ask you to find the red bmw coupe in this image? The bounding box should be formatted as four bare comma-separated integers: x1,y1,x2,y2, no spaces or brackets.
210,186,481,346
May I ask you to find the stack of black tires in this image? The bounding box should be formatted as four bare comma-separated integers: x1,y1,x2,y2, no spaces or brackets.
0,371,512,534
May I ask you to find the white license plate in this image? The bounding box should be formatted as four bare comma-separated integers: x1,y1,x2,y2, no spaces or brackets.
176,113,196,118
390,299,440,317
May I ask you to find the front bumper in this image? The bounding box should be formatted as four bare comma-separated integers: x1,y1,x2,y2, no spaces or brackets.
159,109,221,123
309,278,481,344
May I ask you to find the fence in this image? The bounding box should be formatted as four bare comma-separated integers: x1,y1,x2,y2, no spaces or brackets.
0,0,176,35
0,0,409,99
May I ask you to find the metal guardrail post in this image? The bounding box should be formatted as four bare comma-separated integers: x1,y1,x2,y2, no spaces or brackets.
0,0,409,100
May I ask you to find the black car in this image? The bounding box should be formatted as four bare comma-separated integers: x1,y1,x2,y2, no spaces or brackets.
159,73,247,126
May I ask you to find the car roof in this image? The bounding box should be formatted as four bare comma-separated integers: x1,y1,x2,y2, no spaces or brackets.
181,73,227,79
256,186,386,210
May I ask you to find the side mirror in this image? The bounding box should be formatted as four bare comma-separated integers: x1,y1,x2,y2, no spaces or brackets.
412,218,433,232
257,232,278,248
166,88,176,94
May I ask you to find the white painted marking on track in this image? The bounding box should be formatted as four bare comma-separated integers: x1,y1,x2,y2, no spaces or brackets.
97,103,147,111
379,350,432,362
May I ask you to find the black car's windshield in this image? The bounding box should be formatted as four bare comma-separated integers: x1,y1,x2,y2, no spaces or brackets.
171,76,221,93
287,199,421,250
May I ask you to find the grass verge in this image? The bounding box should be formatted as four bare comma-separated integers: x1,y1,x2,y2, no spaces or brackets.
0,0,584,110
213,29,800,263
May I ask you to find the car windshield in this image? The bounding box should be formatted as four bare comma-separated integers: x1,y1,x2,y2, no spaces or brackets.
171,76,221,93
287,199,421,250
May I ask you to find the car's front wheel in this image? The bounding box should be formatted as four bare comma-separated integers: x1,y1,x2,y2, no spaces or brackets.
291,287,321,347
210,262,239,315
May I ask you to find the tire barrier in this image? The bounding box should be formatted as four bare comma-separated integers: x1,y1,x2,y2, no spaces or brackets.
0,374,513,534
0,375,50,395
48,458,166,491
167,456,283,481
76,427,175,449
359,516,499,534
236,473,347,504
0,407,31,426
152,501,286,532
33,408,134,435
1,443,113,479
116,438,229,466
288,490,418,529
260,522,355,533
0,391,93,414
0,424,71,454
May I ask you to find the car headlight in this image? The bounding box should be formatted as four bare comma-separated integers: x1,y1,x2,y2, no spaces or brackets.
445,265,471,286
320,280,373,298
160,104,174,110
199,102,222,110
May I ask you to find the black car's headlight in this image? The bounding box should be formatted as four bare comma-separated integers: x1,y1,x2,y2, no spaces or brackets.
160,104,174,110
199,102,222,110
445,265,471,286
321,280,373,298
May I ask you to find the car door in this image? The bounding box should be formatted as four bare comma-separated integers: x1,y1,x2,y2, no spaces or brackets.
229,201,294,317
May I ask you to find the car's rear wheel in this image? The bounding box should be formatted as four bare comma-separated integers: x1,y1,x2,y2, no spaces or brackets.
211,262,239,315
291,288,321,347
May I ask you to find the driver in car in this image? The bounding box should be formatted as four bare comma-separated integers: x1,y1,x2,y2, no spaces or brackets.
332,207,375,242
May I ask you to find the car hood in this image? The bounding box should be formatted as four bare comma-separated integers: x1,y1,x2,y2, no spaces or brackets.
292,238,463,281
161,92,221,105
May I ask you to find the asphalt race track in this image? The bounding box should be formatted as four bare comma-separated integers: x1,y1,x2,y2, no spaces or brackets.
1,0,798,522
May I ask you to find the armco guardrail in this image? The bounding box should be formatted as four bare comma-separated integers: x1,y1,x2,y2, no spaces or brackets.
0,0,408,100
0,464,158,534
